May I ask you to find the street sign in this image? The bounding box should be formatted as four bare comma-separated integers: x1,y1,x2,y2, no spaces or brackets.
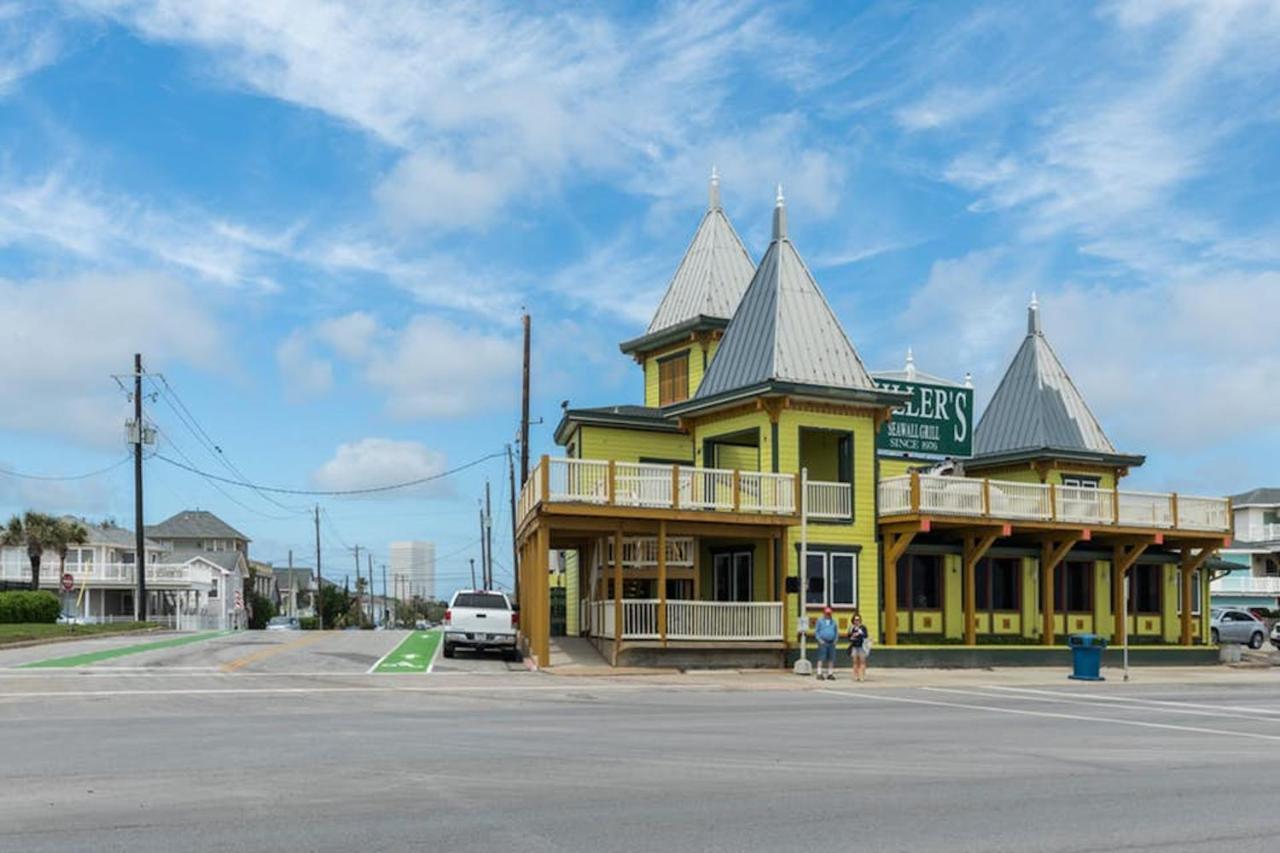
874,377,974,458
61,573,74,592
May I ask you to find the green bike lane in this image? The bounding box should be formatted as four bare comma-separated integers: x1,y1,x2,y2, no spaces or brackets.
369,629,442,673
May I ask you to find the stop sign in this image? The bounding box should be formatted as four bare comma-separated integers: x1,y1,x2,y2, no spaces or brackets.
61,573,74,592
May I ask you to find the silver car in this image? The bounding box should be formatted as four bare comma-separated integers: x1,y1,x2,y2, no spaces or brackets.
1210,608,1266,649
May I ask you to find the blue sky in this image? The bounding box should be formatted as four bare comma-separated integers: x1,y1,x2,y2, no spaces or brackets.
0,1,1277,594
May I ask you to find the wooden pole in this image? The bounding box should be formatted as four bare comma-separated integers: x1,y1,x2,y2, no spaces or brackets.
520,313,531,486
612,527,623,666
657,521,667,647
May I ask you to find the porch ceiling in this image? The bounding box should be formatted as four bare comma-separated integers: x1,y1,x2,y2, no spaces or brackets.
879,513,1230,549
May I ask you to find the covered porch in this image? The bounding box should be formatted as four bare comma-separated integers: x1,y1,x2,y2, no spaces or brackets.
517,502,791,667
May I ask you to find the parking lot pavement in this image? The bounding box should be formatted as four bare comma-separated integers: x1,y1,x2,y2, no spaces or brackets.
1,671,1278,853
432,645,527,674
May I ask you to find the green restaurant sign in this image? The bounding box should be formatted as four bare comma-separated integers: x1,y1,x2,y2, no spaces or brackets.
874,378,973,458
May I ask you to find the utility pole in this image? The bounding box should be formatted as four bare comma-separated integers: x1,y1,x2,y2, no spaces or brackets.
470,558,477,591
313,506,323,630
520,312,531,486
507,444,519,602
132,353,147,622
484,480,494,590
381,563,388,627
476,502,483,589
367,552,375,627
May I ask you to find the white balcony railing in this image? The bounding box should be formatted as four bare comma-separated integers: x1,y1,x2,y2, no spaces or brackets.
587,599,783,642
523,457,797,521
878,473,1230,533
1235,523,1280,543
807,480,852,521
0,562,195,585
1211,575,1280,595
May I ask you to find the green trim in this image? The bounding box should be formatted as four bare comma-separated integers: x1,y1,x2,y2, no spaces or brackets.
19,630,229,668
372,630,442,673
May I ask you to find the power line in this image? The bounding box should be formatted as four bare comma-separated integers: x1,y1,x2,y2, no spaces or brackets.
153,450,505,496
148,374,309,515
151,425,305,522
0,455,133,481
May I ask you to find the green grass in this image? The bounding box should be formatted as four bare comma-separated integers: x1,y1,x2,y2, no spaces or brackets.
0,622,160,648
373,630,442,673
19,630,228,668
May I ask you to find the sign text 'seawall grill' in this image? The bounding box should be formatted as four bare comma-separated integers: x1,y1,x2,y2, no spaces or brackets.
873,378,973,458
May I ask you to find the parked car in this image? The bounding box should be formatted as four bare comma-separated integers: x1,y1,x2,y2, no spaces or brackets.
442,590,520,661
265,616,300,631
1271,621,1280,651
1209,608,1267,649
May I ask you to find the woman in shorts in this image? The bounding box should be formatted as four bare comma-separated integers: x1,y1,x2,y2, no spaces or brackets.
847,610,870,682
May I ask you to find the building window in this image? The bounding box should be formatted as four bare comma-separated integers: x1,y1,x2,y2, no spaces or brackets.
1053,561,1094,613
975,557,1020,611
712,550,752,602
1061,476,1100,489
804,550,858,608
657,351,690,405
896,554,942,609
1130,565,1161,614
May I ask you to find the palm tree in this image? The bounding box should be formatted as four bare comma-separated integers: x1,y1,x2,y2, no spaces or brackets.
50,518,89,586
2,512,59,590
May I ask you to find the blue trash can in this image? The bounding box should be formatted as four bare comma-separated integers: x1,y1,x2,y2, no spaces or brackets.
1067,633,1106,681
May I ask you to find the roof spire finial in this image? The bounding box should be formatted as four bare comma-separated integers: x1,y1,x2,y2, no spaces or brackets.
964,371,973,389
1028,291,1042,335
709,165,720,210
772,183,787,240
905,347,916,380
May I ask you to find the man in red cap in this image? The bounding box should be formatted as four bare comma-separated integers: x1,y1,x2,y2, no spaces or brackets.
813,605,839,680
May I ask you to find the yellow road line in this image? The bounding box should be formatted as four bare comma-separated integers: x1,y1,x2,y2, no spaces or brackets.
220,633,326,673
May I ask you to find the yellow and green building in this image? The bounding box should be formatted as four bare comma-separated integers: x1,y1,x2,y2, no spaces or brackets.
514,176,1233,668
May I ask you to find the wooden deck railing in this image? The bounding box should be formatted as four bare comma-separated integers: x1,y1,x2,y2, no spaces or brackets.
879,472,1230,532
588,599,783,642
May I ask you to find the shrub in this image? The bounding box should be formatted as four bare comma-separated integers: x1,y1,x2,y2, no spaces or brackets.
246,592,277,630
298,616,319,631
0,590,61,624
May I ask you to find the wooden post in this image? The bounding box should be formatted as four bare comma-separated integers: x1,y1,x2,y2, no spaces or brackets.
657,521,667,647
1113,553,1126,646
964,544,977,646
1041,544,1055,646
536,525,551,667
612,527,623,666
1170,493,1180,530
793,474,802,517
539,454,550,503
671,466,681,510
1049,483,1058,521
982,479,992,517
607,460,617,505
909,470,921,513
1180,555,1194,646
732,469,741,512
1112,485,1121,525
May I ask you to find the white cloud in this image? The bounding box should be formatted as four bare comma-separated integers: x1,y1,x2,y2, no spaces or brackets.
895,84,1009,131
310,437,452,498
0,271,224,445
895,250,1280,459
0,4,60,95
65,0,827,232
275,332,332,400
0,171,292,290
284,312,520,419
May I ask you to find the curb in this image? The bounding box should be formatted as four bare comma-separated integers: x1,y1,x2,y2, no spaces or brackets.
0,626,164,652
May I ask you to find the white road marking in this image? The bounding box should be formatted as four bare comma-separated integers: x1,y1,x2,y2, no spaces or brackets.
921,687,1280,723
366,635,413,674
982,685,1280,717
819,689,1280,743
426,638,442,674
0,683,711,700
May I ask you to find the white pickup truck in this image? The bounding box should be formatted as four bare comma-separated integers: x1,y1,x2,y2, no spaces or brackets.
442,590,521,661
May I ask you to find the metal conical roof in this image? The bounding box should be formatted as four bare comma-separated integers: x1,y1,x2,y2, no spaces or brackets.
692,187,880,402
973,297,1119,458
644,169,756,335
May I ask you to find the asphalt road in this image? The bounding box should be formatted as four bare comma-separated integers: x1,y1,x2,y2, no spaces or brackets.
0,634,1277,852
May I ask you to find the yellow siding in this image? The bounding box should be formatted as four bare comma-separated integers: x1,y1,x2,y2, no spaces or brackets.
1094,560,1113,638
878,456,918,480
693,410,771,469
1021,557,1038,639
642,341,714,407
1162,565,1180,643
774,408,881,641
968,464,1118,489
942,554,961,640
565,550,579,635
579,425,693,463
716,444,760,472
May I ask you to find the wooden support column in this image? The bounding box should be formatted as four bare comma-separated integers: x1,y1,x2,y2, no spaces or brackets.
962,531,1000,646
612,527,623,667
657,520,667,647
881,525,921,646
1040,537,1079,646
535,524,551,668
1110,540,1151,645
1179,546,1215,646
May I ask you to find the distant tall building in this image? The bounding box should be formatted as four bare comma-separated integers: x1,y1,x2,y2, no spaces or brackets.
389,541,436,601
